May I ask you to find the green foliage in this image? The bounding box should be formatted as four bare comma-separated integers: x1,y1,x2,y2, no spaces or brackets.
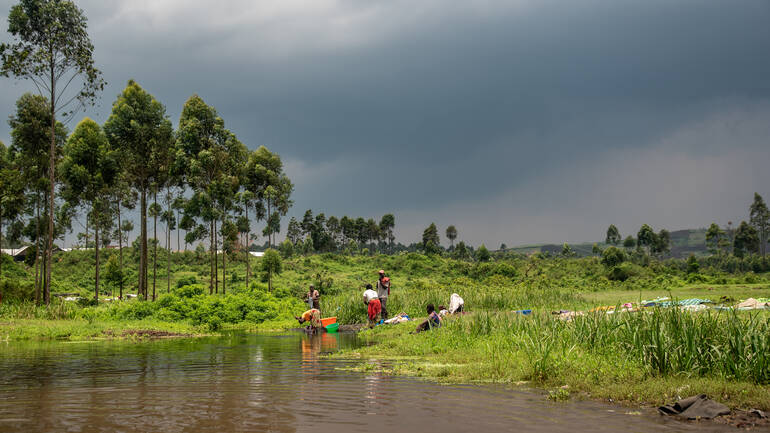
637,224,655,251
0,278,34,302
591,243,601,255
445,225,457,247
56,283,304,331
607,262,639,281
605,224,621,245
706,222,727,255
279,239,294,258
104,80,174,298
104,254,123,290
422,223,440,253
260,248,282,291
600,246,626,267
686,254,700,274
749,193,769,257
734,221,759,258
623,235,635,249
476,244,491,262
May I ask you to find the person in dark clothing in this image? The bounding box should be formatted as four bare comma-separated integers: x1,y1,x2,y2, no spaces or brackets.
376,270,390,320
415,304,442,333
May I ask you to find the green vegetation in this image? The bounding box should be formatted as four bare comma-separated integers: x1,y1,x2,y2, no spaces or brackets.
1,0,770,415
342,308,770,410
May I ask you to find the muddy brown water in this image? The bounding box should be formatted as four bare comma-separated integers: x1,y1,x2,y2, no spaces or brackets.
0,333,741,432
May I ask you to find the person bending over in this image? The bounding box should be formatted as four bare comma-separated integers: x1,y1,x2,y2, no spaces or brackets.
295,308,323,333
363,284,381,328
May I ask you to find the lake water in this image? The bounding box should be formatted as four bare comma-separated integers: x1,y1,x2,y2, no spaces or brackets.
0,332,735,432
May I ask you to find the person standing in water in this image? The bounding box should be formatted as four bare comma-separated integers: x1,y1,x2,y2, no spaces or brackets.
376,270,391,320
295,308,323,333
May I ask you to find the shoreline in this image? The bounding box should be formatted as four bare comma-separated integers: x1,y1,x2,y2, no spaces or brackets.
329,312,770,417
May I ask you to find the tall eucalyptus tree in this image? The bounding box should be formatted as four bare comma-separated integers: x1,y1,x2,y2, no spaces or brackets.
1,0,105,302
59,118,117,300
104,81,174,300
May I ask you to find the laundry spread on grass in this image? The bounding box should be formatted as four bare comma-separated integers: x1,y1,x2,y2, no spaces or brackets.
525,295,769,321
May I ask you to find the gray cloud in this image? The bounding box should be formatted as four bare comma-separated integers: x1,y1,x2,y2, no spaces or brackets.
1,0,769,247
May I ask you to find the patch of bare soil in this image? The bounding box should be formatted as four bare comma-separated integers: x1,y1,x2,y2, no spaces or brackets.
714,410,770,429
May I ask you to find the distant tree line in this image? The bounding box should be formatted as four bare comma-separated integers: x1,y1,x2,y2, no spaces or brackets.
598,193,770,273
279,210,395,256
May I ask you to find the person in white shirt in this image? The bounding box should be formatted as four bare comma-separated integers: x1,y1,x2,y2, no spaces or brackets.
362,284,381,328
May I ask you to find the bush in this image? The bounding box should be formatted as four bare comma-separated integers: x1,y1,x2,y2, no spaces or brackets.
607,262,639,281
601,246,626,267
0,278,34,303
686,254,700,274
176,276,198,288
175,283,204,298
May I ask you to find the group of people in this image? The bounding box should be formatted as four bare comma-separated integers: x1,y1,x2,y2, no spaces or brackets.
297,268,465,334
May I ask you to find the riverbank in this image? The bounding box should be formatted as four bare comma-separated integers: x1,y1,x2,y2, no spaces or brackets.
334,309,770,412
0,318,203,341
0,316,303,342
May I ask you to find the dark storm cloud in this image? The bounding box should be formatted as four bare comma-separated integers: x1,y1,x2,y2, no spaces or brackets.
1,0,769,246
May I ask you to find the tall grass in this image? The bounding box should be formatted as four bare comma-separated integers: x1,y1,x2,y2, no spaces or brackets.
436,308,770,385
322,275,582,324
0,300,78,320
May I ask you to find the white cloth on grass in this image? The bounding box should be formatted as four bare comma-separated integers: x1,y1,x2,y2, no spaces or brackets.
449,293,464,314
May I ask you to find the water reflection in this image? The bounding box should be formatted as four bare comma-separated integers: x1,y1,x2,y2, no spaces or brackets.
0,334,729,433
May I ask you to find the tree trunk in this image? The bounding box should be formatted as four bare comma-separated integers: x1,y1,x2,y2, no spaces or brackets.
152,192,157,301
245,205,250,289
140,188,147,300
94,209,100,302
214,219,218,294
167,205,171,294
45,69,56,306
176,209,180,253
34,195,41,305
209,220,214,295
222,214,226,295
266,201,272,249
117,201,124,300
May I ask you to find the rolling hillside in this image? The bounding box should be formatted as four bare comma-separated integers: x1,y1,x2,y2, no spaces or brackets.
506,228,708,258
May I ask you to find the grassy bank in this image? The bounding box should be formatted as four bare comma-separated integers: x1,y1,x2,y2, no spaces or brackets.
337,308,770,411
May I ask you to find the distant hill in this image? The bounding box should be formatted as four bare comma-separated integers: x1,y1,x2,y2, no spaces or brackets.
504,228,708,258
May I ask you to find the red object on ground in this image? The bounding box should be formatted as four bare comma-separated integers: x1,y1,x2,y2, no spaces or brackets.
320,316,337,327
368,299,382,321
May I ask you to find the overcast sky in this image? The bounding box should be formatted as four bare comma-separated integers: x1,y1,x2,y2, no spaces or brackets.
1,0,769,248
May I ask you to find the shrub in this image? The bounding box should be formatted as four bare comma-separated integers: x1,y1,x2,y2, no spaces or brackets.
686,254,700,274
607,262,639,281
175,283,205,298
176,276,198,288
0,278,34,303
601,246,626,267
